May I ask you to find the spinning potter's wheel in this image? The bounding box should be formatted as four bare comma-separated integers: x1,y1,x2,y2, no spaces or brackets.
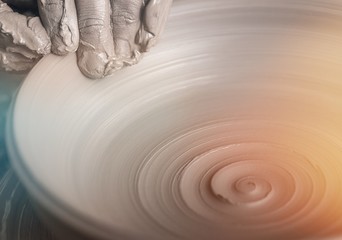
6,0,342,239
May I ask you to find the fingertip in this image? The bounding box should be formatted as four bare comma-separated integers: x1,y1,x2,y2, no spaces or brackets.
114,39,142,67
75,0,116,78
145,36,158,51
77,49,123,79
39,40,51,55
136,28,156,52
50,34,79,56
115,39,140,64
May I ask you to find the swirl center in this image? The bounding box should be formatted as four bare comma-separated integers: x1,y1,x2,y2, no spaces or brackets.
235,177,257,193
211,165,272,205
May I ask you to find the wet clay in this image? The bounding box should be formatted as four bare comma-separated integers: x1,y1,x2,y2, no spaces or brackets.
0,0,172,78
37,0,172,79
38,0,79,55
74,0,172,79
11,0,342,239
0,1,50,72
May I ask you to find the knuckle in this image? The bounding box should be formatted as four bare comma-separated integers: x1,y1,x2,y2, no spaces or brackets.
78,17,105,31
113,9,138,25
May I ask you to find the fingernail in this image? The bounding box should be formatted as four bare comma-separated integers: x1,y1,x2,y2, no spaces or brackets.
77,50,117,79
145,33,158,51
115,39,142,66
136,28,155,52
115,39,132,60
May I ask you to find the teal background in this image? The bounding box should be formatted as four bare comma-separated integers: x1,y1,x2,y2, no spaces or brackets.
0,73,56,240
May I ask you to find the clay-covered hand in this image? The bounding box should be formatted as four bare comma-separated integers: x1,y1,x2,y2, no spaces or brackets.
0,0,50,72
38,0,173,79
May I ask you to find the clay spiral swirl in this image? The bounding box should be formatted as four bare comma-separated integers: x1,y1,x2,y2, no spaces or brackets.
10,0,342,239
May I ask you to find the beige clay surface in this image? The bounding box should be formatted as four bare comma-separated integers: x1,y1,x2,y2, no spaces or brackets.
10,0,342,239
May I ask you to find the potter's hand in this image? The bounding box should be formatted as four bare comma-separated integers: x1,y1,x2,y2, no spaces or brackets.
0,1,50,72
38,0,173,79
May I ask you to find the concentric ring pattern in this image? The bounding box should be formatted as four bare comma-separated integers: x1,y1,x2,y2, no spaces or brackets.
10,0,342,239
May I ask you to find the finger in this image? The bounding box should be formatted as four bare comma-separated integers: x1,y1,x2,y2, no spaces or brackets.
111,0,145,66
139,0,173,51
38,0,79,55
0,1,50,72
75,0,117,79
